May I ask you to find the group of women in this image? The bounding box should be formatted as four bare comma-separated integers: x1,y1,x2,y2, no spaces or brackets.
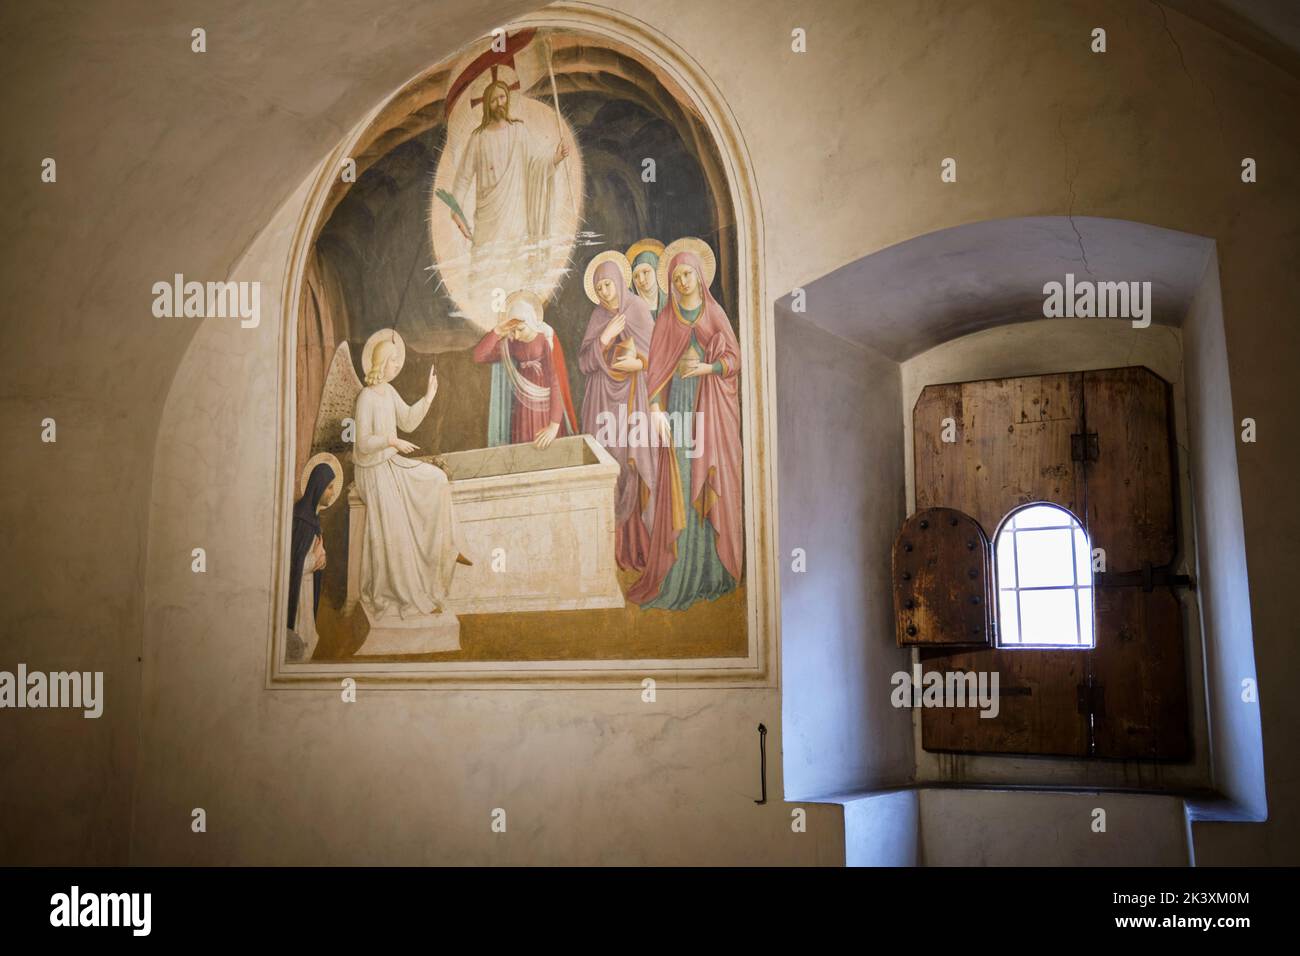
472,235,744,612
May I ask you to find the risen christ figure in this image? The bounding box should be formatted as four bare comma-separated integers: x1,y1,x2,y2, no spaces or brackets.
449,80,569,305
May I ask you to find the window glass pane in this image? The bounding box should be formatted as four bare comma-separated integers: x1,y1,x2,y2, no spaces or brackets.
1018,588,1081,645
992,503,1095,649
1016,529,1074,589
1078,588,1094,646
999,590,1021,644
997,530,1017,590
1010,503,1067,529
1074,527,1092,583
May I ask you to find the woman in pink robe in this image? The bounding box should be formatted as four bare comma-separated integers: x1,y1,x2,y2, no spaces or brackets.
626,249,743,609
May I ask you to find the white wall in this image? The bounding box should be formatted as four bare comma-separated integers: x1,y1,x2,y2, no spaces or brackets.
919,789,1189,866
843,790,919,866
1181,254,1266,823
778,311,912,799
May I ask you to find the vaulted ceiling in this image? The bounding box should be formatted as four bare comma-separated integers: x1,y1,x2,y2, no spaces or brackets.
780,216,1215,361
1168,0,1300,78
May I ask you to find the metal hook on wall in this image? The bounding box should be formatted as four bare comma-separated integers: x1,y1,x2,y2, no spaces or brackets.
754,723,768,805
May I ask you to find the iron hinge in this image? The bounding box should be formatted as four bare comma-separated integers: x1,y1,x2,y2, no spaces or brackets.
1095,562,1194,592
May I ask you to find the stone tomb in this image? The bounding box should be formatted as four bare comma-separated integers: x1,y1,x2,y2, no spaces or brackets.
346,434,626,655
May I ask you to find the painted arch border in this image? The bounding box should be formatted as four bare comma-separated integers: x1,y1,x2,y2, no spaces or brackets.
266,2,777,689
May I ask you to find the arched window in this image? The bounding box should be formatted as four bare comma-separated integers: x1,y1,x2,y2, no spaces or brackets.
993,502,1094,648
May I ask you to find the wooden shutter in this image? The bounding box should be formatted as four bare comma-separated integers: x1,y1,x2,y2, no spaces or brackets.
910,367,1190,760
914,373,1090,756
892,508,992,647
1081,367,1190,759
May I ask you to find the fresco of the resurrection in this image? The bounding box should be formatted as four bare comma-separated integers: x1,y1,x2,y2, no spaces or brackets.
287,27,747,664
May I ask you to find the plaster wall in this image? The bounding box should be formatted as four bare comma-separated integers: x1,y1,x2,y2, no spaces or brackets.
919,789,1190,866
3,0,1298,864
1181,256,1267,831
843,790,919,866
778,312,911,800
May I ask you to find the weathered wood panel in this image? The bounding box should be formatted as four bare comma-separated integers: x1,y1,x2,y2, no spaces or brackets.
1082,367,1189,760
914,374,1085,535
1081,367,1176,570
910,367,1190,760
914,374,1089,756
920,644,1091,755
892,508,991,646
913,383,962,516
1089,587,1190,759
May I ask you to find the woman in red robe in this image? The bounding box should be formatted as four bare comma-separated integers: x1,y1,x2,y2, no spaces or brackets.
472,292,577,448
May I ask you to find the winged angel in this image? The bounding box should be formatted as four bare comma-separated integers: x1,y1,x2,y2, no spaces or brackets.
310,330,468,624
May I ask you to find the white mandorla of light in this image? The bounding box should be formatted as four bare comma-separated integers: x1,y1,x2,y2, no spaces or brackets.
430,92,585,336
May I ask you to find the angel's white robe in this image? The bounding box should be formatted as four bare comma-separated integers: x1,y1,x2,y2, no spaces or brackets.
353,383,460,619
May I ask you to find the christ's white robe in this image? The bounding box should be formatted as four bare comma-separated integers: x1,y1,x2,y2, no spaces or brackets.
452,121,556,303
353,383,461,619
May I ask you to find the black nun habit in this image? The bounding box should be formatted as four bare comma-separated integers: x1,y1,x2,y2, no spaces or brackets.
288,462,335,630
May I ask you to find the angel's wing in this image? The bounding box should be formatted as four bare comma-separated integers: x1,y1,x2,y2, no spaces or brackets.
311,341,363,456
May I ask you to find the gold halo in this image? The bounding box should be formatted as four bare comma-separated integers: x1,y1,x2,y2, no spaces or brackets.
625,238,665,267
583,251,633,305
361,328,405,384
658,238,717,297
300,452,344,510
501,289,546,322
